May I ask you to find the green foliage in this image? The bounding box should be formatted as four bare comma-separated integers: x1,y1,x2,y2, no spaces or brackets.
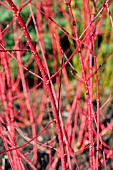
4,27,14,49
1,0,113,92
10,58,18,78
0,9,13,24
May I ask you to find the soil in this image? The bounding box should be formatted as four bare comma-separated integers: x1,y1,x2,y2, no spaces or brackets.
0,86,113,170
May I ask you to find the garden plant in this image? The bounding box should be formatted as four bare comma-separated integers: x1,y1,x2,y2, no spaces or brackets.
0,0,113,169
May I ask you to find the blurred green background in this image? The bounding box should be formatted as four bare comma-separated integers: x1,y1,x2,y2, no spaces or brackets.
0,0,113,94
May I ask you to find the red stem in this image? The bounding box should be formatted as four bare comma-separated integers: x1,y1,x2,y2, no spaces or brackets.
6,0,66,169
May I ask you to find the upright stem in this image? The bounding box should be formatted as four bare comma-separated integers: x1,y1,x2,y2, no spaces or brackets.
65,0,94,168
6,0,66,169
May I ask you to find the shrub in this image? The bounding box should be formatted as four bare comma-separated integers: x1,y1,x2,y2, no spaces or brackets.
0,0,113,169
